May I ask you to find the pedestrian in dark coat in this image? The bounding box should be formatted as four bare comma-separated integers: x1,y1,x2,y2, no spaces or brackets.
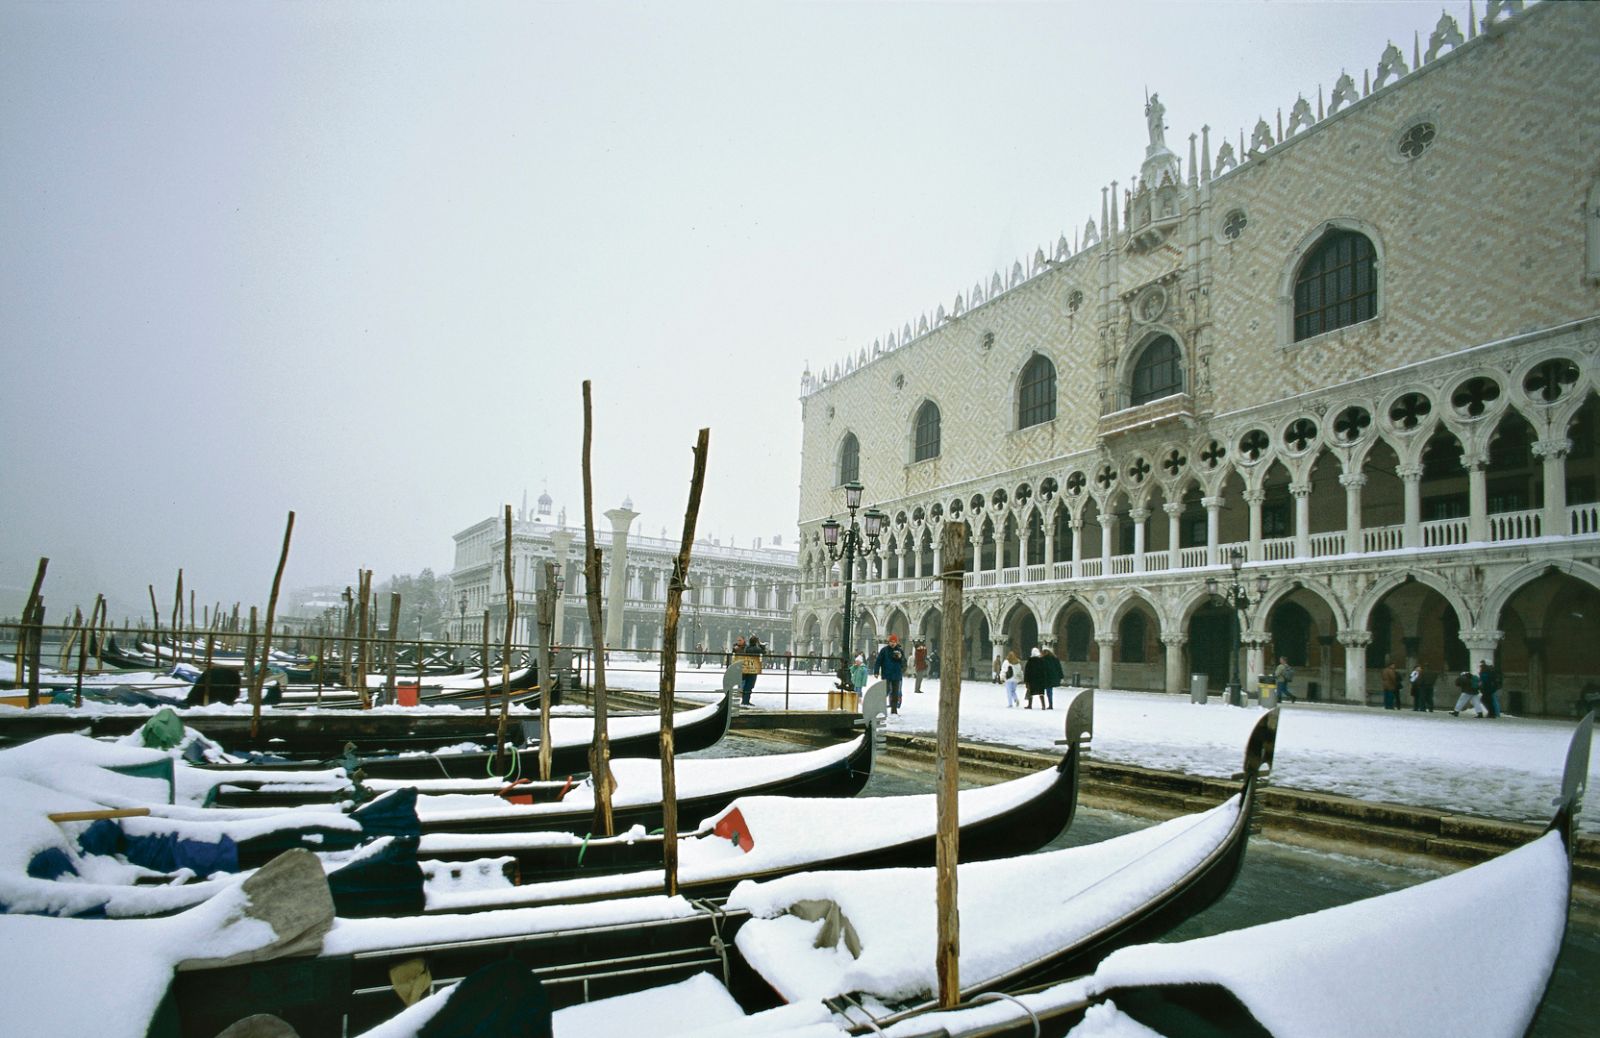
1040,646,1063,709
1022,647,1047,709
1478,660,1502,718
1381,661,1400,711
873,634,907,714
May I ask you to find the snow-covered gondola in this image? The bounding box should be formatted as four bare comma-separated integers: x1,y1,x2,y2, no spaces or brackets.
409,689,1091,913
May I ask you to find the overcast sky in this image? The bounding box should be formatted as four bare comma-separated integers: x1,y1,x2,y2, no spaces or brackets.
1,0,1459,621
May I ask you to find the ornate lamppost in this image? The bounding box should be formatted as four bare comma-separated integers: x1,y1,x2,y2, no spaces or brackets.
1206,546,1270,706
820,480,886,672
457,593,468,664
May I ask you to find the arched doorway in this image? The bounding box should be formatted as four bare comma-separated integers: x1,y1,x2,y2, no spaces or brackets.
962,606,993,680
1494,569,1600,717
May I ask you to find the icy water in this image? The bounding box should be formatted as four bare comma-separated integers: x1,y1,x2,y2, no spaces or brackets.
702,733,1600,1037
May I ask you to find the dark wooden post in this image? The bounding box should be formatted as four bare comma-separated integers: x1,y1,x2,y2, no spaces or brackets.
497,504,516,769
147,584,162,667
355,570,371,708
25,602,44,706
581,380,615,836
172,570,183,663
658,428,709,895
936,520,969,1008
251,511,295,737
536,561,558,782
481,610,492,719
385,592,402,703
244,606,258,721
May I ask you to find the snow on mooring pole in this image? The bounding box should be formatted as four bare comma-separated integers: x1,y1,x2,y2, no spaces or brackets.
659,428,709,895
936,520,968,1007
581,380,616,836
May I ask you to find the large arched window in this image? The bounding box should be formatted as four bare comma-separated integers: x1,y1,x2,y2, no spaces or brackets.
1293,229,1376,341
913,401,941,462
1130,335,1183,406
836,432,859,485
1017,354,1057,429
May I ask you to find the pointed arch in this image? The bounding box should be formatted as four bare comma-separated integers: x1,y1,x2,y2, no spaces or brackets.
1016,353,1058,429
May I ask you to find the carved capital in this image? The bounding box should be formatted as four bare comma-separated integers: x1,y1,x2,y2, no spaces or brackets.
1289,483,1312,498
1160,632,1189,647
1397,464,1424,482
1243,488,1267,506
1339,473,1368,491
1095,632,1118,645
1163,502,1184,516
1202,495,1226,510
1338,630,1372,648
1128,507,1151,522
1533,437,1572,460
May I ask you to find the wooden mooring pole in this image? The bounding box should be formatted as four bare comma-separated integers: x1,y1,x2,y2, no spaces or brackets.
497,505,515,769
936,520,969,1008
658,427,709,896
251,510,295,739
581,380,615,836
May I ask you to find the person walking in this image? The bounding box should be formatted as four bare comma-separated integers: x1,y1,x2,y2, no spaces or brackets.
1478,660,1502,718
1273,656,1297,704
1022,647,1047,709
1041,644,1063,709
1451,668,1485,717
992,652,1004,684
929,645,940,678
912,640,929,694
738,634,763,707
873,634,907,715
998,650,1020,707
1419,664,1437,712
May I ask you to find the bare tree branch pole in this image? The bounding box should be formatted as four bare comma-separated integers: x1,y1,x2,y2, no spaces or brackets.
497,504,515,769
936,520,969,1008
581,379,615,836
659,427,709,895
251,510,295,739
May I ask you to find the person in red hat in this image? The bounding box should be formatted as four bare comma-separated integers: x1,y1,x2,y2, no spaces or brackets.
873,634,907,715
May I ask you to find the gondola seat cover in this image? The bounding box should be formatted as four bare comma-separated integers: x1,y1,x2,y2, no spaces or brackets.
326,837,425,918
415,958,552,1038
354,787,422,839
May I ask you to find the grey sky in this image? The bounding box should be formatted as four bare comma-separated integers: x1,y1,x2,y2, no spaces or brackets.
1,0,1450,621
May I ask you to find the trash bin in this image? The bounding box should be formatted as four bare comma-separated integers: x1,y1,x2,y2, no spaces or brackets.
1505,689,1524,716
396,682,420,707
1258,674,1276,708
1189,673,1209,705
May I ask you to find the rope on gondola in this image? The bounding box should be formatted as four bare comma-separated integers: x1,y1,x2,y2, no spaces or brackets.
967,991,1042,1037
690,899,732,987
486,743,520,781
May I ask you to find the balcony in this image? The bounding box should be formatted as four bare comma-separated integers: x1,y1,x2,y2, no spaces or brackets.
1096,393,1196,442
806,503,1600,602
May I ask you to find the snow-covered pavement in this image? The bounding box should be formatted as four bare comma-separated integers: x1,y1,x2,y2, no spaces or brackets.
608,661,1598,831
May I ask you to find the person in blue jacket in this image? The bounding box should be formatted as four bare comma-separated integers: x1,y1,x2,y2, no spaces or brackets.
874,634,908,715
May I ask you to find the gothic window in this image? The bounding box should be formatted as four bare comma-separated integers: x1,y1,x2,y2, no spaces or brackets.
1293,230,1377,341
837,432,859,486
1017,354,1057,429
1222,209,1248,240
1397,122,1436,159
1130,335,1184,406
913,401,941,462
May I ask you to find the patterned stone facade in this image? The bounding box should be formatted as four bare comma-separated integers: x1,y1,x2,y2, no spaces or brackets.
794,3,1600,716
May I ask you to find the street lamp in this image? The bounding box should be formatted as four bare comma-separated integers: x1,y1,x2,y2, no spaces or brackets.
458,593,468,663
820,480,887,672
1206,547,1270,706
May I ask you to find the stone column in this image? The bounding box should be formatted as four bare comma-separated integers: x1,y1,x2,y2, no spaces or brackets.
1534,438,1570,536
1244,636,1266,694
1245,488,1265,560
989,635,1009,682
1162,632,1188,693
1203,495,1223,566
1129,507,1149,572
1100,514,1114,570
1043,521,1056,571
1399,464,1423,548
1338,630,1372,703
1292,483,1312,558
1461,630,1503,673
548,529,573,647
1467,461,1489,542
1340,472,1366,554
1069,518,1084,579
1164,502,1183,570
1096,632,1117,690
603,505,639,650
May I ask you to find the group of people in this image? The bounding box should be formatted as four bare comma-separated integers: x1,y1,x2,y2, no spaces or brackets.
995,646,1064,709
1378,658,1502,717
835,634,938,716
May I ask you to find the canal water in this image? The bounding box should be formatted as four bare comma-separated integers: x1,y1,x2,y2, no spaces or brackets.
707,733,1599,1037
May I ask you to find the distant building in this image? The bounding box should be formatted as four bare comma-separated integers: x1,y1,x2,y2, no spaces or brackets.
450,489,801,654
794,3,1600,716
